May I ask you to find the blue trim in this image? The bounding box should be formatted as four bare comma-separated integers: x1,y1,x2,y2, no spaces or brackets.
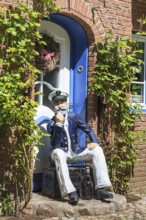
36,116,50,125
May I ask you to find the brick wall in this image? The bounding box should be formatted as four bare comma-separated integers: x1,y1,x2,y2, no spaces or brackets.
1,0,146,194
130,0,146,194
129,114,146,194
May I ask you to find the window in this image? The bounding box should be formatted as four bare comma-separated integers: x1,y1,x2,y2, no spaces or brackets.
34,20,70,109
35,68,60,108
131,35,146,108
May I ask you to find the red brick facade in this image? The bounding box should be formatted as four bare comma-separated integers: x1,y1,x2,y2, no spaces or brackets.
131,0,146,194
1,0,146,194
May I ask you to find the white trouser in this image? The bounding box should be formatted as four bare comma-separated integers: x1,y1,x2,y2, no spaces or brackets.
51,144,112,197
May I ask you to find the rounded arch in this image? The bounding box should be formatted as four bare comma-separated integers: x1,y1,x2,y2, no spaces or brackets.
55,0,105,41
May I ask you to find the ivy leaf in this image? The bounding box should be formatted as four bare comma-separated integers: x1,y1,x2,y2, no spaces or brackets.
6,28,17,36
19,25,26,31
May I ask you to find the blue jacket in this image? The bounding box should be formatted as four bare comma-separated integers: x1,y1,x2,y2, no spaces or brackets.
47,112,99,154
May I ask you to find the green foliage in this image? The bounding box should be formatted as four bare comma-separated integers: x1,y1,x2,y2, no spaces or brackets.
33,0,59,18
1,195,15,216
0,0,57,214
91,30,143,194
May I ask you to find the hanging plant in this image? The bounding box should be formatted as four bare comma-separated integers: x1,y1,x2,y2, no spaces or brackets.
35,34,60,73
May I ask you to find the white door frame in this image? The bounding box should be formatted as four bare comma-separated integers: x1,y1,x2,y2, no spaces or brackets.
37,20,70,103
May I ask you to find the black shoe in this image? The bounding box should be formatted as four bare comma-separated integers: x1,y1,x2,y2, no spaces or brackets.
96,188,113,200
69,191,79,205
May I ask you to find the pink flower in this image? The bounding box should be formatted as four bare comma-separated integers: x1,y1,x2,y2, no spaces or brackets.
42,49,55,61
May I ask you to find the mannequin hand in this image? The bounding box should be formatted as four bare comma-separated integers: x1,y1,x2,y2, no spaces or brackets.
55,112,64,124
87,142,97,150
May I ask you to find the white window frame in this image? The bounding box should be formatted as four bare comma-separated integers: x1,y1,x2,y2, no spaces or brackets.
132,34,146,110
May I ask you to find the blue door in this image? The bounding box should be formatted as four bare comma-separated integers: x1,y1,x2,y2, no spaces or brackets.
51,14,88,149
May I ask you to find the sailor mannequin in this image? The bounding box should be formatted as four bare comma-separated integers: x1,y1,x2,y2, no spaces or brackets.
47,90,113,205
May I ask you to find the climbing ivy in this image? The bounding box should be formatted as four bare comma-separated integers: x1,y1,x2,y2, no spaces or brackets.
91,30,144,194
0,0,57,214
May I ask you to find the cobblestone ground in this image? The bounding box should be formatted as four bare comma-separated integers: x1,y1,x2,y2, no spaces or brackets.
1,194,146,220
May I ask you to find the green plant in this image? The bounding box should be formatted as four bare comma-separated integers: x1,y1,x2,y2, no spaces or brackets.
0,0,57,214
1,195,15,216
91,30,143,194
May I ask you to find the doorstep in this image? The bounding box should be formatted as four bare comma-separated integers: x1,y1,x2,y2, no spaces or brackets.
22,192,127,218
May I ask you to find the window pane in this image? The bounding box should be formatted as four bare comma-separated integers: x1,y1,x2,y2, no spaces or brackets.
136,42,144,60
43,67,60,108
133,65,144,82
134,42,144,82
130,83,144,103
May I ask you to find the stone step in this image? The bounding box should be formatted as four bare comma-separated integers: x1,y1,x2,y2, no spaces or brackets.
22,192,127,219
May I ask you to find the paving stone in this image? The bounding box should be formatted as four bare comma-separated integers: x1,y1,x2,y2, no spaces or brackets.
37,204,58,217
62,204,74,218
126,203,135,210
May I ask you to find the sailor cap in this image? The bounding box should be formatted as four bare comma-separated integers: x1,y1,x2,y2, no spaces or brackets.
48,90,69,102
